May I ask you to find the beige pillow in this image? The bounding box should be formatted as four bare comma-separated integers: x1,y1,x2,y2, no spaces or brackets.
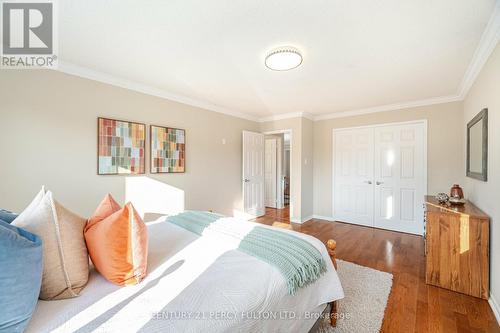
12,189,89,300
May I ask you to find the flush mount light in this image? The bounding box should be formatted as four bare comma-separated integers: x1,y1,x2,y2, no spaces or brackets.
265,47,302,71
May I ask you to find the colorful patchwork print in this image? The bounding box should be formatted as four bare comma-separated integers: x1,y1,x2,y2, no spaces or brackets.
98,118,145,175
151,125,185,173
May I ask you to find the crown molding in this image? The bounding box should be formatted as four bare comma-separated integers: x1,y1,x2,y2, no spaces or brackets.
260,5,500,123
54,4,499,125
52,60,467,124
308,4,500,123
312,94,462,121
302,112,315,121
258,111,314,122
55,61,259,122
458,1,500,99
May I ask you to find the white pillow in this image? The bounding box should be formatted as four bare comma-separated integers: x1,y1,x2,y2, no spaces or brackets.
14,186,45,222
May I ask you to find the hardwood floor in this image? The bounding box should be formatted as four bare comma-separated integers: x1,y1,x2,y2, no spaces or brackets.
254,207,500,333
263,205,290,221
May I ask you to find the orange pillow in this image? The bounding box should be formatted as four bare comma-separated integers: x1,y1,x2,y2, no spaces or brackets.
85,193,121,230
85,195,148,286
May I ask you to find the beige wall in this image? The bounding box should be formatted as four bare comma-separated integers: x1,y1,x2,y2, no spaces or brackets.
301,118,314,219
0,70,258,218
2,56,497,314
463,42,500,311
313,101,464,217
0,70,472,226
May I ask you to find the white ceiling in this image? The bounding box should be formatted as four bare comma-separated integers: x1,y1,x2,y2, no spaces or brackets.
59,1,498,120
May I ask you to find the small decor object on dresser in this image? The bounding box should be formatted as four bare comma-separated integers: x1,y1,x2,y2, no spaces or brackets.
97,117,146,175
449,184,465,205
436,193,449,204
449,184,464,199
150,125,185,173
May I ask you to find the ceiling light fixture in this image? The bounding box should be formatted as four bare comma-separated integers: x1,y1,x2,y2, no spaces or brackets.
265,47,302,71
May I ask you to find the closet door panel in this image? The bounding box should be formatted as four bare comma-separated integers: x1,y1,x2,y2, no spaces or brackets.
333,128,375,227
374,123,425,235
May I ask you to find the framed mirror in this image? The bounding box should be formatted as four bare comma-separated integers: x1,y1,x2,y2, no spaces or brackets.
467,108,488,181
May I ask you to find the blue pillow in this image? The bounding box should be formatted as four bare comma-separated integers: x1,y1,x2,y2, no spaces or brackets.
0,209,18,224
0,219,42,333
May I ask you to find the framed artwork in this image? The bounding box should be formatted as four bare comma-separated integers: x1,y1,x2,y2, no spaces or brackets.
150,125,185,173
97,117,145,175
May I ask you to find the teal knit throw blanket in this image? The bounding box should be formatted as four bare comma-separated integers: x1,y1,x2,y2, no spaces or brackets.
167,211,326,295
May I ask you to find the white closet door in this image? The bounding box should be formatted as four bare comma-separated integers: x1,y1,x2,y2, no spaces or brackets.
373,123,425,234
333,128,375,227
243,131,265,217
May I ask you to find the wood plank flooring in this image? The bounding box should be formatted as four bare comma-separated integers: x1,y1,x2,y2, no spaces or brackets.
254,207,500,333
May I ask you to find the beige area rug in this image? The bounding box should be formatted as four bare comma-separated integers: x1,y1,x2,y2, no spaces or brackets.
317,260,393,333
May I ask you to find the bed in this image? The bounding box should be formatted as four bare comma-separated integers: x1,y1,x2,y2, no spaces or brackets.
26,216,344,333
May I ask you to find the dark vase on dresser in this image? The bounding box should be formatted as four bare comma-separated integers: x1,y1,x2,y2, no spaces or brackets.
450,184,464,199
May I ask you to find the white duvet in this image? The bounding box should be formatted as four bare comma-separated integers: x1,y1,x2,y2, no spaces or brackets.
26,217,344,333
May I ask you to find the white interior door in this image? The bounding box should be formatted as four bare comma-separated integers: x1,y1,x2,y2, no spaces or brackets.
373,123,425,234
333,128,375,227
265,138,277,208
243,131,265,217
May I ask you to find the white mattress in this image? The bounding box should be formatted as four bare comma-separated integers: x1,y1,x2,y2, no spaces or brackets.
27,217,344,333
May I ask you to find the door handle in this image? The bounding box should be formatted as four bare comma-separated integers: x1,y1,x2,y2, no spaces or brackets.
376,181,384,185
244,179,250,183
363,180,372,184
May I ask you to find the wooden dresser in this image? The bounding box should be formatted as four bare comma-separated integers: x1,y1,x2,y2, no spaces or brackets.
424,196,490,299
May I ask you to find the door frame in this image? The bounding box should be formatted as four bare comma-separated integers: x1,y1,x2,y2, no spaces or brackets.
263,129,293,215
264,136,279,208
331,119,428,235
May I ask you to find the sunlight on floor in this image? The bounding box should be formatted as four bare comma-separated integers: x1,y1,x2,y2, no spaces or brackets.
385,240,394,267
272,221,292,230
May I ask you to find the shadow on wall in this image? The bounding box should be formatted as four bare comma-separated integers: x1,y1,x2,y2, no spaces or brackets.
125,177,184,222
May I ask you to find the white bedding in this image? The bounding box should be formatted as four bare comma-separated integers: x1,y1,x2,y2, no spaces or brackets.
26,217,344,333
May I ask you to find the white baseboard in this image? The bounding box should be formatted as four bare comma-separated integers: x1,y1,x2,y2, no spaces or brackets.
312,214,335,221
290,215,314,224
301,215,313,223
489,293,500,325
